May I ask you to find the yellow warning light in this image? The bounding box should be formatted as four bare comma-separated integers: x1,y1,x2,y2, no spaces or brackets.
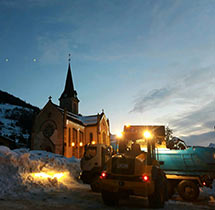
143,131,152,139
91,141,96,145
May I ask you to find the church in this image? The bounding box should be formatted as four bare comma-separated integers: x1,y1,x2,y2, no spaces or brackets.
31,63,110,158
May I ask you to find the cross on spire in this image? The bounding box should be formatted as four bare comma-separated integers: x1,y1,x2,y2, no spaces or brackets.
68,53,71,63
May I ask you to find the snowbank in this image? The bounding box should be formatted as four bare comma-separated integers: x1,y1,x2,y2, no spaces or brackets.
0,146,81,198
202,181,215,197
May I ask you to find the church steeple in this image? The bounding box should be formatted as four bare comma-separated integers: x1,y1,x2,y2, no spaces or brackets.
60,64,75,98
59,59,79,114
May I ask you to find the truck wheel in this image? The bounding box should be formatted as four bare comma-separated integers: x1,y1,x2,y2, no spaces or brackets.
177,180,199,201
148,177,165,208
101,191,119,206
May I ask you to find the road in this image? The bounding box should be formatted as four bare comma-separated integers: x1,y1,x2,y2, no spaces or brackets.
0,184,214,210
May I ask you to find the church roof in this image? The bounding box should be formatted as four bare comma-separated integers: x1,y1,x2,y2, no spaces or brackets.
79,115,99,125
55,104,101,126
59,64,77,99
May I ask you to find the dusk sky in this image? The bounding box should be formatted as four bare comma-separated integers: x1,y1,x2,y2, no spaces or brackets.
0,0,214,146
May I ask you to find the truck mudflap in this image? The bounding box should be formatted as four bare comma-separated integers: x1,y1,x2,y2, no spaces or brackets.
166,174,202,184
166,174,209,187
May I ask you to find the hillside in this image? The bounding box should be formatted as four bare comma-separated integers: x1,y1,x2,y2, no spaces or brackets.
0,90,39,111
0,90,40,147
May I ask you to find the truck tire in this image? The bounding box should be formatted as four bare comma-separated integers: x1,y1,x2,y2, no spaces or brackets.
177,180,199,201
101,191,119,206
148,176,166,208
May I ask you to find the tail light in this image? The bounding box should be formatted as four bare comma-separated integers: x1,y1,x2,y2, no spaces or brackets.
142,175,149,182
100,171,107,179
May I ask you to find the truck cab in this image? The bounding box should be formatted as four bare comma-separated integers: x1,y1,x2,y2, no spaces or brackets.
80,144,112,191
99,129,168,208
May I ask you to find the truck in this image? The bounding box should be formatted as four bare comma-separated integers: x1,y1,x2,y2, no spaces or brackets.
121,125,215,201
80,144,113,192
81,128,168,208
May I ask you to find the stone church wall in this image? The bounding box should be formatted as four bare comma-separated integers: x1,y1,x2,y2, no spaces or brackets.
31,102,64,154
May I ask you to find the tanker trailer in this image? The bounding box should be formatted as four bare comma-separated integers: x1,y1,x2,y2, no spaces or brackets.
158,146,215,201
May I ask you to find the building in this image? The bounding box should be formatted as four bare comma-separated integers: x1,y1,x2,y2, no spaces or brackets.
31,63,110,158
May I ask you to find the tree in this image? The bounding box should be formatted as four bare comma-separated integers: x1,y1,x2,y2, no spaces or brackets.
165,126,173,142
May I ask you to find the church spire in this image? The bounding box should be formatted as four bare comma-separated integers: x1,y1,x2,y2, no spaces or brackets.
60,54,77,98
59,55,79,114
61,63,75,98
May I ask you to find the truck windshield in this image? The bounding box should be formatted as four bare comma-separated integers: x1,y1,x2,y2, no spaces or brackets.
84,147,97,160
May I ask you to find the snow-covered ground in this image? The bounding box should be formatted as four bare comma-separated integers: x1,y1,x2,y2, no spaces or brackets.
0,146,215,209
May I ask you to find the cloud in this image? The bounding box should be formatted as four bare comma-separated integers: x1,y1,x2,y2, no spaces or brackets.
131,65,214,113
130,65,215,139
169,100,215,136
130,86,177,113
31,0,215,63
37,35,78,65
182,131,215,147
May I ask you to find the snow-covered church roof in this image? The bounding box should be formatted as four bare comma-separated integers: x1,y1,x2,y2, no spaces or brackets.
54,104,103,126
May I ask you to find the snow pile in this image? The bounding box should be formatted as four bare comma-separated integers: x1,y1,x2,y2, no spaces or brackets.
0,146,81,198
202,181,215,196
